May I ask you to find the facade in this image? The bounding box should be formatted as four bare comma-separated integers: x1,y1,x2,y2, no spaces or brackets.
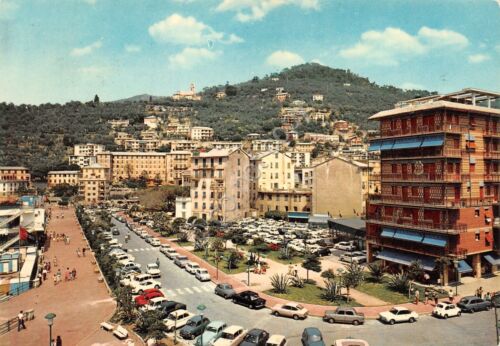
251,140,286,153
312,94,324,102
288,151,311,168
191,148,250,221
304,133,340,143
78,163,110,205
256,190,311,216
190,127,214,141
366,88,500,283
294,142,316,153
166,151,192,185
144,116,160,129
69,155,96,168
175,197,192,220
74,143,105,157
47,171,79,188
172,83,202,101
114,132,134,146
108,119,130,129
0,167,31,202
124,139,160,152
169,140,199,152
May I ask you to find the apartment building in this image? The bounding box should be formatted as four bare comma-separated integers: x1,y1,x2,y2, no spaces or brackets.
124,139,160,152
141,130,160,140
169,140,199,152
256,190,311,216
144,116,160,129
166,151,192,186
69,155,96,168
312,94,324,102
295,167,314,189
0,167,31,202
304,133,340,143
74,143,105,157
96,152,168,184
114,132,134,146
47,171,79,188
190,127,214,141
288,151,311,168
108,119,130,129
175,197,192,219
294,142,315,153
201,142,243,151
366,88,500,284
251,140,286,153
191,148,250,221
78,163,110,205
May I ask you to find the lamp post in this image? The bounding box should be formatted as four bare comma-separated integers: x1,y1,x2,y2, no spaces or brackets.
247,252,251,286
44,313,56,346
453,260,459,297
197,304,207,346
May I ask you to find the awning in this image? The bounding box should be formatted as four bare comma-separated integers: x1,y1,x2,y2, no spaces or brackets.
457,260,473,274
368,141,382,152
420,134,445,148
422,234,448,247
465,134,475,141
376,249,436,271
380,140,395,151
484,253,500,266
392,137,424,150
287,212,309,220
393,229,424,243
380,228,396,238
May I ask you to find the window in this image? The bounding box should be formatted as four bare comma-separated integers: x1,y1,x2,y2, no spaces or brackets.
470,163,476,173
238,158,241,166
474,209,480,217
475,232,480,241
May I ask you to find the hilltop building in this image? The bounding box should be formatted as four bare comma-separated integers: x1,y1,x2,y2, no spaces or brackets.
172,83,202,101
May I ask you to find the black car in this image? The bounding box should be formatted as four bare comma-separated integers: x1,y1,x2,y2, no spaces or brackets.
232,291,266,309
240,328,269,346
457,296,492,313
313,247,331,257
179,315,210,340
112,229,120,235
317,239,334,248
158,301,187,319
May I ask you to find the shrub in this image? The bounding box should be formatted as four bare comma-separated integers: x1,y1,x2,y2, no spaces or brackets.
176,231,189,243
270,273,290,294
388,272,410,293
278,247,292,260
367,261,386,282
321,269,336,280
290,276,305,288
322,279,341,301
407,260,424,281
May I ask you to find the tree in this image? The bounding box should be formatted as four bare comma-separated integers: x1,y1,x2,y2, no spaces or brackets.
135,310,168,340
302,252,322,281
367,261,386,282
176,231,189,243
225,84,237,96
434,256,452,285
407,260,424,281
52,183,79,197
270,273,290,294
172,217,186,231
210,237,225,252
115,286,136,323
321,268,336,280
94,94,100,103
226,249,241,270
341,262,365,301
322,279,341,301
388,272,410,293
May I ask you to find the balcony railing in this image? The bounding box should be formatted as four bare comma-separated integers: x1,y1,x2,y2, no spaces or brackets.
483,129,500,137
369,194,496,208
484,174,500,182
378,173,461,183
367,214,467,234
484,151,500,160
379,124,463,138
380,148,462,160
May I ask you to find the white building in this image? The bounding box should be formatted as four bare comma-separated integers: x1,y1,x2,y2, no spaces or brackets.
190,127,214,141
175,197,192,220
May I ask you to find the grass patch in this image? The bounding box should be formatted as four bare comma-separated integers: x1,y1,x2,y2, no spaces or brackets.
265,284,362,307
264,251,304,265
356,278,410,304
175,240,194,247
192,249,248,274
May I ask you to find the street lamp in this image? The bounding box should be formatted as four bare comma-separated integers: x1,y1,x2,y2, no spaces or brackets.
453,260,459,297
44,313,56,346
197,304,207,346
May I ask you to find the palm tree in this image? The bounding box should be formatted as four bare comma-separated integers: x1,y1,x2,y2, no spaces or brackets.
434,257,452,285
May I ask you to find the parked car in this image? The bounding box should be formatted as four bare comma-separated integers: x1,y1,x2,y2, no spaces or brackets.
266,335,287,346
316,239,335,248
312,247,331,257
120,261,142,271
114,253,135,262
379,307,419,325
322,307,365,325
121,273,151,287
339,252,365,264
166,248,178,259
334,242,356,251
164,309,194,332
195,321,227,346
271,303,308,320
232,291,266,309
158,301,187,319
457,296,492,313
215,283,236,299
195,268,211,282
134,288,164,307
144,236,153,244
213,325,248,346
160,244,171,254
174,255,190,268
146,263,161,278
185,261,201,274
301,327,325,346
112,228,120,235
179,315,211,340
139,230,149,238
119,266,141,278
131,279,162,294
432,302,462,319
142,297,169,311
150,238,161,247
240,328,270,346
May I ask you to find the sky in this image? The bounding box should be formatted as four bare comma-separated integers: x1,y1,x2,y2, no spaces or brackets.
0,0,499,104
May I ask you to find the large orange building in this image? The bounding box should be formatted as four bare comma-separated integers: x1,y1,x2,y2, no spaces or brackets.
367,89,500,285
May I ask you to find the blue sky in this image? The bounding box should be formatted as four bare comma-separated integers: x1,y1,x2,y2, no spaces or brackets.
0,0,499,104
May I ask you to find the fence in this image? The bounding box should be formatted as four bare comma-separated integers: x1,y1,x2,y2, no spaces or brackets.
0,310,34,335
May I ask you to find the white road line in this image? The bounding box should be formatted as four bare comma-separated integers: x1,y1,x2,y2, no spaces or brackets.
184,288,194,294
145,248,151,251
176,288,185,295
140,248,144,251
193,287,202,293
166,290,176,297
201,286,211,292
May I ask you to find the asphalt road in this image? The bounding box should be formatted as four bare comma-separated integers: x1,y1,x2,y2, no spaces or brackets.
112,218,498,346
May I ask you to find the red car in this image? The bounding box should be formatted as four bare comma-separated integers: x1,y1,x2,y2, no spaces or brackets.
134,288,164,307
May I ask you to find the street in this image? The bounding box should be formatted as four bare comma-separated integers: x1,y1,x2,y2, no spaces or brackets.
112,219,498,346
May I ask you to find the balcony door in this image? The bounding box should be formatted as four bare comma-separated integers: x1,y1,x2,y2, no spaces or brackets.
402,186,409,202
423,187,431,203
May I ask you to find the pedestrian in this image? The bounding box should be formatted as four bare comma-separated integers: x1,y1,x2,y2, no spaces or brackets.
37,273,43,286
424,288,429,305
423,272,430,284
76,248,81,257
57,269,61,283
448,289,454,303
156,257,160,268
53,256,58,267
17,311,26,331
42,268,47,281
66,236,70,245
82,248,86,257
72,268,77,280
485,292,491,300
433,292,438,306
478,286,483,298
414,289,420,305
65,268,70,281
56,335,62,346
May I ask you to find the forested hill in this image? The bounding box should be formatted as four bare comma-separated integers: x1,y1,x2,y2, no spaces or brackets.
0,63,431,177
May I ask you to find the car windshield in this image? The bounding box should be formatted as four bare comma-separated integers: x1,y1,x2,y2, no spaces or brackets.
309,335,322,342
221,332,234,340
206,326,218,332
186,320,197,326
244,334,258,342
296,304,304,309
389,308,398,314
436,304,445,309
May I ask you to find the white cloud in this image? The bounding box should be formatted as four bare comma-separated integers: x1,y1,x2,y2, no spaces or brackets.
266,50,305,69
468,54,491,64
169,47,221,69
339,27,469,66
125,44,141,53
0,0,18,19
149,13,243,46
70,40,103,57
401,82,425,90
78,65,110,78
216,0,320,22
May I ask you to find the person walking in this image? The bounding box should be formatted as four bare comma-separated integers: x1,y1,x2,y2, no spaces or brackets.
82,248,86,257
53,256,58,267
478,286,484,298
17,311,26,331
57,269,61,284
76,248,81,257
424,288,429,305
42,268,47,281
53,273,57,286
433,292,439,306
56,335,62,346
72,268,77,280
156,257,160,268
448,289,454,303
414,289,420,305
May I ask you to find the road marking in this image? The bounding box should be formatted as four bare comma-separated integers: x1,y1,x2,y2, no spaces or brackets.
140,248,144,251
176,288,185,295
184,288,194,294
166,290,177,297
201,286,211,292
145,248,151,251
193,287,202,293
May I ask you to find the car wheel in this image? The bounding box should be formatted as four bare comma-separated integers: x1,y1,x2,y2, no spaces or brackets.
328,318,335,324
293,314,299,320
409,317,416,323
470,308,475,313
352,320,360,326
457,311,462,317
486,305,492,311
273,311,279,317
444,314,448,319
389,319,395,325
154,285,160,289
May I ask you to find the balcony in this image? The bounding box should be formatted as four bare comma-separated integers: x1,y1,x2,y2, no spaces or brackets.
369,194,495,208
484,174,500,182
380,148,462,160
484,151,500,160
483,129,500,137
379,123,463,139
378,173,461,183
367,214,467,235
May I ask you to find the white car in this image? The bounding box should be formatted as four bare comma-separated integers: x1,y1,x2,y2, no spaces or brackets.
114,253,135,262
164,309,194,332
379,307,419,325
339,252,365,264
165,248,178,259
213,325,247,346
185,261,201,274
150,238,161,247
131,279,162,294
146,263,161,278
432,302,461,319
142,296,168,311
160,244,171,254
139,230,149,238
334,242,356,251
120,273,151,287
195,268,211,282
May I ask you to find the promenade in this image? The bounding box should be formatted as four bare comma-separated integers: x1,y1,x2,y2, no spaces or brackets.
0,206,117,346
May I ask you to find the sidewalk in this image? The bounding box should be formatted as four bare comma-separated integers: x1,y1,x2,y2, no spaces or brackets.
0,206,118,346
122,214,448,319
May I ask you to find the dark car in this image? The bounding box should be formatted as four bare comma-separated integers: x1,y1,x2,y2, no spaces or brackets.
180,315,211,340
119,266,141,277
158,301,187,319
457,296,491,313
214,283,236,299
301,327,325,346
112,229,120,235
317,239,334,248
313,247,331,257
232,291,266,309
240,328,270,346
